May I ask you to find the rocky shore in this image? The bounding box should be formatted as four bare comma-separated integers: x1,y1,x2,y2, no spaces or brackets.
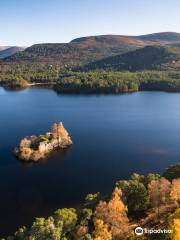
14,122,72,161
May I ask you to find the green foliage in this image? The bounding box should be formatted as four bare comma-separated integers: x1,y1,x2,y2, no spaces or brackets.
54,208,77,234
116,173,150,215
85,192,101,209
144,173,161,187
78,208,93,226
55,70,180,93
163,164,180,181
28,217,61,240
85,192,100,203
55,71,140,93
82,45,180,71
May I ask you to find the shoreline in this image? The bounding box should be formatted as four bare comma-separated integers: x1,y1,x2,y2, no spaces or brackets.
26,82,56,86
2,82,180,94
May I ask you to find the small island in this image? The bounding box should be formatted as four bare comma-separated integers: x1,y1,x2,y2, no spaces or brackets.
14,122,72,161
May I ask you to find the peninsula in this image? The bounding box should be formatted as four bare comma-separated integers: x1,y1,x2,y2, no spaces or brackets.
14,122,72,161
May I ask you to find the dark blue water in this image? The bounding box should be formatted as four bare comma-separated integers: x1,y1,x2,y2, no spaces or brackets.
0,87,180,236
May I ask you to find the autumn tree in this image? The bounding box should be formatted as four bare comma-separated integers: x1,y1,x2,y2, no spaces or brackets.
20,137,31,148
51,122,71,143
148,177,171,216
169,208,180,240
93,219,112,240
94,187,130,240
170,179,180,205
52,123,61,138
145,173,161,187
75,208,93,240
75,225,90,240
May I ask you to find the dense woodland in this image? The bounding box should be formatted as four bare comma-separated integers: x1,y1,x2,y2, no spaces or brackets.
2,164,180,240
80,46,180,72
1,67,180,93
1,34,180,93
1,44,180,93
55,71,180,93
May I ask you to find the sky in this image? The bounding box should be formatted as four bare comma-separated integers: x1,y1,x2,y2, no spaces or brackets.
1,0,180,46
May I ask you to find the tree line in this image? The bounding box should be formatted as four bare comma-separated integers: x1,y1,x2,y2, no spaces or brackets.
55,71,180,93
1,65,180,93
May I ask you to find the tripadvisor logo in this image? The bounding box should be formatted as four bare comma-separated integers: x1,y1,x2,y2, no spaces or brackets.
135,227,143,236
135,226,173,236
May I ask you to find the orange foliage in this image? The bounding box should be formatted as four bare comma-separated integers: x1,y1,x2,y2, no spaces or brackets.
94,187,130,240
93,219,112,240
170,179,180,203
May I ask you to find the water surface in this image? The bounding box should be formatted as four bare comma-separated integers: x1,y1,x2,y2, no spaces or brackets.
0,87,180,236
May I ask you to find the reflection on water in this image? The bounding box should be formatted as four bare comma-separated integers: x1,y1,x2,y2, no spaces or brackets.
0,88,180,236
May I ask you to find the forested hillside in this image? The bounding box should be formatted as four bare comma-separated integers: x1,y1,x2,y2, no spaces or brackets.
3,32,180,67
4,35,154,67
81,46,180,71
1,32,180,90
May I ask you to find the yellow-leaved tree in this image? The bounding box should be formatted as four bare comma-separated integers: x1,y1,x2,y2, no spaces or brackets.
94,187,130,240
169,208,180,240
93,219,112,240
170,179,180,205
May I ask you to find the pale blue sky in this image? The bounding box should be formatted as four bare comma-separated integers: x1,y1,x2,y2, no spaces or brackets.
1,0,180,46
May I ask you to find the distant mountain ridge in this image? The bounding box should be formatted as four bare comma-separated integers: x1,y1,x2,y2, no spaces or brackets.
138,32,180,43
0,46,25,59
0,46,10,51
3,32,180,67
4,36,152,66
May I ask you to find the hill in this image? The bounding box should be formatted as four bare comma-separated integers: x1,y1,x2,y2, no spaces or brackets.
1,32,180,86
5,32,180,67
5,35,154,67
81,45,180,71
0,46,25,59
0,46,10,51
139,32,180,43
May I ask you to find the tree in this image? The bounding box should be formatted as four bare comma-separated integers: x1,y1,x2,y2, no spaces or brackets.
75,225,89,240
170,179,180,204
20,138,31,148
54,208,77,235
118,180,149,214
94,187,130,239
51,122,71,142
148,178,171,216
93,219,112,240
116,174,150,215
75,208,93,240
85,192,100,209
13,226,27,240
169,208,180,240
131,173,145,182
19,147,32,161
29,217,61,240
145,173,161,187
163,164,180,181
